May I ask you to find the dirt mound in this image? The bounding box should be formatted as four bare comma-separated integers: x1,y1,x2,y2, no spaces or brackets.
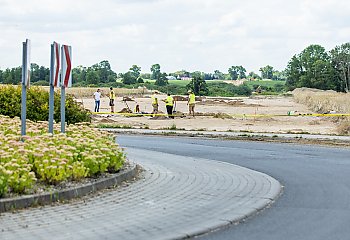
150,111,168,120
198,99,262,107
122,96,134,101
99,118,116,123
174,96,187,101
118,108,132,113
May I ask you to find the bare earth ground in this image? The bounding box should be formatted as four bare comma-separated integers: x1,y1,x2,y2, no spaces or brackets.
78,95,339,135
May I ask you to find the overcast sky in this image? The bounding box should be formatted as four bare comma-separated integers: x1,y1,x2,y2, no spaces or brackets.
0,0,349,74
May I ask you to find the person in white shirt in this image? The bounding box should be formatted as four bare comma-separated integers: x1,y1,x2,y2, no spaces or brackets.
93,89,101,112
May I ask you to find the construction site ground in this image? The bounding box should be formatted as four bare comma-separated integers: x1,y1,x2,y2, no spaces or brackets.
78,95,342,135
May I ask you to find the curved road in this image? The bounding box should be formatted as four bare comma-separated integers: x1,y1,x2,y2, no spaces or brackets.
118,135,350,240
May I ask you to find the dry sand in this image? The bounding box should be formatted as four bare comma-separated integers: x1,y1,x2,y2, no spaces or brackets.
77,94,339,135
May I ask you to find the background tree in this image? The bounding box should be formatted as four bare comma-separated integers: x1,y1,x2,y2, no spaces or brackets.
272,70,287,81
285,44,337,91
330,42,350,92
186,72,208,95
2,67,21,84
155,72,168,86
121,71,137,85
247,71,261,80
228,66,239,80
238,66,246,79
150,64,161,80
129,65,141,80
86,68,99,85
213,70,225,80
73,65,87,84
259,65,274,79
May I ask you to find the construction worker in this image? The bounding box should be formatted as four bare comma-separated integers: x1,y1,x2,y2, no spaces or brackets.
187,90,196,117
135,104,140,114
151,91,159,115
164,93,175,119
109,87,115,113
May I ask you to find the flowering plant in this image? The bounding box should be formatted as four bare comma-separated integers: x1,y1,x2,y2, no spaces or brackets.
0,115,125,197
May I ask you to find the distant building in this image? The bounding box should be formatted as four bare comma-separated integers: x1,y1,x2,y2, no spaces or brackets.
166,76,177,80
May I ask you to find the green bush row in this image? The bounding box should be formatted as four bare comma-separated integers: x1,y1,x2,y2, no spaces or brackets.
0,85,91,124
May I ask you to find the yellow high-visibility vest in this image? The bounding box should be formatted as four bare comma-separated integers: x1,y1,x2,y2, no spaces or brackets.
189,93,195,104
165,96,174,106
109,90,115,99
152,95,158,105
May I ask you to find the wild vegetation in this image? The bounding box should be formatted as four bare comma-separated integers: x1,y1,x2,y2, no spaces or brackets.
293,88,350,135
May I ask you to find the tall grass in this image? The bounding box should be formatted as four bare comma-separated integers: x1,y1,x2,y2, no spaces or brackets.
293,88,350,135
293,88,350,113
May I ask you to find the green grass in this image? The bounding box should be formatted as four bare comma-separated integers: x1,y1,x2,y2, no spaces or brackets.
245,80,286,89
145,79,191,86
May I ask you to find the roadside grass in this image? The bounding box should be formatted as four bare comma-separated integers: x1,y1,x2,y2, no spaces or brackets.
293,88,350,135
96,123,134,129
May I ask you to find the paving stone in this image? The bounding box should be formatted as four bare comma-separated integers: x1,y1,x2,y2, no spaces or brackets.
0,148,281,240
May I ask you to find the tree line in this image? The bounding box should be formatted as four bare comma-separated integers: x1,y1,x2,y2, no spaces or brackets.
1,42,349,93
0,62,284,87
285,42,350,92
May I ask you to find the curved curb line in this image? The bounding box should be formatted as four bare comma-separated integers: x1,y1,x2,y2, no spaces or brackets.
184,177,283,239
127,148,283,240
0,162,140,213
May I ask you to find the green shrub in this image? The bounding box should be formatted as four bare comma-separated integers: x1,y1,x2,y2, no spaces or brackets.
207,82,252,97
0,85,91,124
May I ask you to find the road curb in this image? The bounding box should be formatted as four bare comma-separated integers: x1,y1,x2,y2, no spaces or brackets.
105,128,350,146
0,162,140,213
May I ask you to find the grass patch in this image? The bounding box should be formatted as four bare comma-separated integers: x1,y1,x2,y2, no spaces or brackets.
213,112,233,119
293,88,350,114
337,119,350,135
97,123,133,129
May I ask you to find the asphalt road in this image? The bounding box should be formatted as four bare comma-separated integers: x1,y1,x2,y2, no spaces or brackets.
117,135,350,240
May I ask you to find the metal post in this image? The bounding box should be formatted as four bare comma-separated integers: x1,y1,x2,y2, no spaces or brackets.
61,86,66,133
48,44,55,134
21,42,27,136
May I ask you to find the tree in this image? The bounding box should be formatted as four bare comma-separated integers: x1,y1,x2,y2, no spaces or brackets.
73,65,87,83
150,64,161,80
186,73,208,95
272,70,287,81
259,65,274,79
2,67,21,84
155,72,168,86
247,71,261,80
228,66,239,80
137,76,144,83
121,71,137,85
330,42,350,92
285,44,336,91
213,70,225,80
86,69,99,85
237,66,246,79
129,65,141,79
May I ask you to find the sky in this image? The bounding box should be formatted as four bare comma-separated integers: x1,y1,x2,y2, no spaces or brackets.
0,0,349,74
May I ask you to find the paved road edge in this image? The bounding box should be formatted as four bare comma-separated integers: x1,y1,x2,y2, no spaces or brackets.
182,160,283,239
0,162,140,213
